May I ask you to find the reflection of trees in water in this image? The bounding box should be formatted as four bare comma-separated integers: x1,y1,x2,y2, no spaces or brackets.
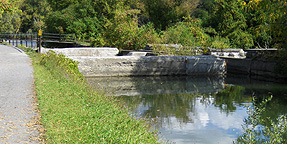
212,85,251,115
117,83,287,131
86,76,224,96
117,85,252,127
118,93,197,127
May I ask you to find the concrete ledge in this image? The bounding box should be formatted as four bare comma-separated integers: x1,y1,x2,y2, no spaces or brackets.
70,55,226,77
41,47,226,77
127,52,147,56
210,49,246,59
41,47,119,57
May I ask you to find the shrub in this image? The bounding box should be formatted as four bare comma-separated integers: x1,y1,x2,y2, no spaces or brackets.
153,18,209,55
90,35,106,47
236,96,287,143
103,8,160,50
210,36,231,49
161,19,209,47
39,51,83,80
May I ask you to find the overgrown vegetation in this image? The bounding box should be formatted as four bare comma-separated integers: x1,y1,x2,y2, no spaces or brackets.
236,96,287,143
27,50,159,143
1,0,287,50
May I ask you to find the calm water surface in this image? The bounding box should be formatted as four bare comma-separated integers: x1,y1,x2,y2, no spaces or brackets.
87,75,287,144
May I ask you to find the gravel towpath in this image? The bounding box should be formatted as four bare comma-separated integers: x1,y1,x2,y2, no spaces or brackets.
0,45,40,143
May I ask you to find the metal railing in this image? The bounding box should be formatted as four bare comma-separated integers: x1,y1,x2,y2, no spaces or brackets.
0,33,38,48
41,33,76,42
0,33,78,52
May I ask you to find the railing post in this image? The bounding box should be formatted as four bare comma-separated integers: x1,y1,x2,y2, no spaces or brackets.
12,34,14,46
20,33,23,46
8,34,10,45
31,34,33,48
25,34,28,47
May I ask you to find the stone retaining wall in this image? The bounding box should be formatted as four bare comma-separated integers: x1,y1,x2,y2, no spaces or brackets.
42,47,226,77
225,58,286,82
70,55,226,77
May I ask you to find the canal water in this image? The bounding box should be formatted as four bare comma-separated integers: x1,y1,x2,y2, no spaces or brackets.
3,40,38,48
86,75,287,144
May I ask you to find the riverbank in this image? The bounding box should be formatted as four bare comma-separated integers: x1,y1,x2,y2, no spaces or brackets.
28,50,159,143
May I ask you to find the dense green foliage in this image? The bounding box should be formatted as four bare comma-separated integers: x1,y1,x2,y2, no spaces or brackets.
28,50,159,143
102,8,159,50
0,0,22,33
213,0,253,49
20,0,51,33
1,0,287,49
236,96,287,143
142,0,200,30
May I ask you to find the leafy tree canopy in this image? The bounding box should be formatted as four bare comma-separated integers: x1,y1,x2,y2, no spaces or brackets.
0,0,22,33
1,0,287,50
21,0,52,32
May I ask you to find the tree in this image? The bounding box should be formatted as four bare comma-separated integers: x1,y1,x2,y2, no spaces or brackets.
103,7,159,50
0,0,22,33
143,0,200,31
243,0,287,48
20,0,52,33
0,0,13,14
161,18,209,47
47,0,77,11
45,0,104,38
193,0,215,28
212,0,254,49
45,0,135,39
271,1,287,48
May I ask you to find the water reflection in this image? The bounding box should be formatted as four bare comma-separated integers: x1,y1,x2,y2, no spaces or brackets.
86,76,287,144
86,76,225,96
116,88,251,144
158,97,248,144
213,85,250,114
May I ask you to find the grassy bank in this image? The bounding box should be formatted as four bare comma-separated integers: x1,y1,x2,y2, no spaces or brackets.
27,50,159,143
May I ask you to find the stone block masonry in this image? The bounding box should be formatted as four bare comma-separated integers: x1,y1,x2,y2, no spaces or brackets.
42,47,226,77
70,55,226,77
225,58,287,83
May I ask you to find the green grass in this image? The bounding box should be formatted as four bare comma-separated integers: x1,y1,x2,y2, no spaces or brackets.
28,50,159,143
